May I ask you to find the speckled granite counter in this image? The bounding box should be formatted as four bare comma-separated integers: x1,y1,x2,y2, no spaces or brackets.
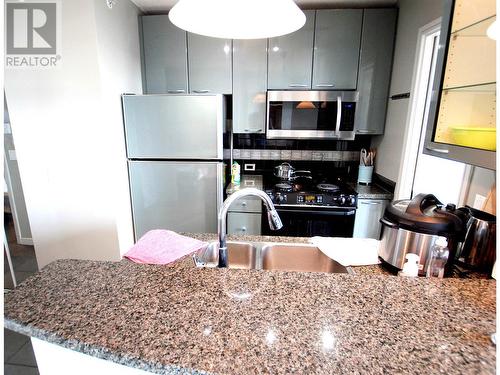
349,182,394,200
4,234,495,374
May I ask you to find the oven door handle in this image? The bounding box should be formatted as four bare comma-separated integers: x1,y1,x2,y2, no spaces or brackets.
276,208,356,216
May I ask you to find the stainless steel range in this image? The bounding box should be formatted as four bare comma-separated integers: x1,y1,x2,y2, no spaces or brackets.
263,175,358,238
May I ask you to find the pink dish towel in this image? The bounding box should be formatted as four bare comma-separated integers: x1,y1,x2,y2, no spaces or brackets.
124,230,208,265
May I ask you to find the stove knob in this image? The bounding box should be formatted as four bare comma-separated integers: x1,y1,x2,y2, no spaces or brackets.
339,195,346,205
276,193,285,203
350,196,356,206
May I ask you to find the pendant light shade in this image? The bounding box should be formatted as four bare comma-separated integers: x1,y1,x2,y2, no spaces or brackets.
168,0,306,39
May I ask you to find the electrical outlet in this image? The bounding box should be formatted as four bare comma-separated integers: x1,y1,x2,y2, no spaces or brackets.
244,163,256,171
473,194,487,209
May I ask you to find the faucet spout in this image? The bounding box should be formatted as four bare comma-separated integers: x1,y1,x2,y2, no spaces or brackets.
218,188,282,268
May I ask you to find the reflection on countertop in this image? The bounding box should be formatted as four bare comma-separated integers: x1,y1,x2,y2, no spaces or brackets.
347,182,394,200
4,233,495,375
226,174,263,195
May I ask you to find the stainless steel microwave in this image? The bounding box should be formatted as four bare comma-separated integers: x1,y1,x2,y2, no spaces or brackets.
266,91,359,140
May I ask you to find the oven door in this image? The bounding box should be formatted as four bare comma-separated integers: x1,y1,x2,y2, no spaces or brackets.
266,91,358,140
262,206,356,237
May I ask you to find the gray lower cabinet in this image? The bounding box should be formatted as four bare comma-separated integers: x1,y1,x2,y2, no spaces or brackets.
267,10,315,90
233,39,267,134
353,199,389,239
227,212,262,235
355,9,397,135
227,194,262,235
142,15,188,94
188,34,232,94
312,10,363,90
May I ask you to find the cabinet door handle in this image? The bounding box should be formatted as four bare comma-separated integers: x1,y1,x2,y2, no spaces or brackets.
288,84,308,88
244,128,262,133
240,202,247,207
315,84,335,87
193,90,210,93
426,146,449,154
167,89,185,93
357,129,376,134
361,201,382,205
239,227,247,232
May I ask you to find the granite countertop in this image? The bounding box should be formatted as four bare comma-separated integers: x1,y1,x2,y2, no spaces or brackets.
348,182,394,200
4,234,496,374
226,175,263,195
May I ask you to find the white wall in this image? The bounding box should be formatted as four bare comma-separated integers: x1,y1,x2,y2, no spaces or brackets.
371,0,445,182
93,0,143,255
5,0,142,268
465,167,496,207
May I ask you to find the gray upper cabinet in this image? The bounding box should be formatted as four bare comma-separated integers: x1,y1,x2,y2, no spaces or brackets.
355,9,397,135
142,15,188,94
268,10,315,90
312,10,363,90
233,39,267,134
188,34,232,94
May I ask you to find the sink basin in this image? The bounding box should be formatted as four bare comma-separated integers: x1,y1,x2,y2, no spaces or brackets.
193,241,257,269
193,241,350,274
261,244,348,273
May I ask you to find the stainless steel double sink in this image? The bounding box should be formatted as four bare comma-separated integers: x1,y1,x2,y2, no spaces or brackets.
193,241,351,274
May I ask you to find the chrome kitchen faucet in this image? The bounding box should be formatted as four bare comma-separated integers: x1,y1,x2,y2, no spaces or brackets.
218,188,283,267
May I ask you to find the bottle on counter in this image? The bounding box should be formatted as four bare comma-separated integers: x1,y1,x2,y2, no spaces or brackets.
231,161,241,184
398,253,420,277
426,237,449,278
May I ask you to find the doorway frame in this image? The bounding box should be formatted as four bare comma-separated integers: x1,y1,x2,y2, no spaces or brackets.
394,18,473,202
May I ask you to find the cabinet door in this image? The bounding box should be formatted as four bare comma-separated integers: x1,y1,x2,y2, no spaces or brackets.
142,15,188,94
312,10,363,90
227,212,262,235
233,39,267,134
355,9,397,135
268,10,315,90
188,34,232,94
353,199,388,239
228,196,262,213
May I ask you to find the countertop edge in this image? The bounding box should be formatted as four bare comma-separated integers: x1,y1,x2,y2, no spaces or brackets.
4,318,211,375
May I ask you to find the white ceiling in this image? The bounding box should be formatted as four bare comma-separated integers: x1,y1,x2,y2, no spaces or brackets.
131,0,398,14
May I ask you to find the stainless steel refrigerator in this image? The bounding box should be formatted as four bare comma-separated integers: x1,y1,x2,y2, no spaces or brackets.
122,94,224,240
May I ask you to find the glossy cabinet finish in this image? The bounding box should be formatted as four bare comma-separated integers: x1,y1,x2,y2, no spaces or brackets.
423,0,496,169
227,212,262,235
355,9,397,135
228,196,262,213
312,10,363,90
188,34,232,94
268,10,315,90
233,39,267,134
129,161,221,239
122,95,223,160
353,199,388,239
142,15,188,94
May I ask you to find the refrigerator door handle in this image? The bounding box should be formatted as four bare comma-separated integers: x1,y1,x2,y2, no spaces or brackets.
216,163,224,212
216,95,224,160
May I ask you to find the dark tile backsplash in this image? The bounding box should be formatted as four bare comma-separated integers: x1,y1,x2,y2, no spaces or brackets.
233,133,371,151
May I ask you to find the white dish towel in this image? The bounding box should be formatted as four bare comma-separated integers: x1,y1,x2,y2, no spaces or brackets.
310,237,381,267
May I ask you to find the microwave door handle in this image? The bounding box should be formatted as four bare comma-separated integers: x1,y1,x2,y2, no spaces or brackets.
335,95,342,136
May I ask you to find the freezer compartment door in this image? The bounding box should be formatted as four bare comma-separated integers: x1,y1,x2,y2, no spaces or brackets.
129,161,223,239
122,94,224,159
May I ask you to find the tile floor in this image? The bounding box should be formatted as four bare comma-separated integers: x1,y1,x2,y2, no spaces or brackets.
4,329,39,375
4,212,40,375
